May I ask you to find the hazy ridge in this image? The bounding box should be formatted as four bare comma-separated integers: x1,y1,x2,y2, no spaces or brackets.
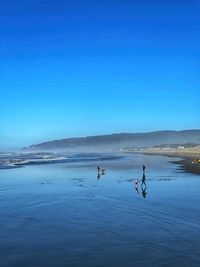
25,130,200,152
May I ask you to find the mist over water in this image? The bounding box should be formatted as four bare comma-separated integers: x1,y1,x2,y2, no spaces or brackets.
0,153,200,267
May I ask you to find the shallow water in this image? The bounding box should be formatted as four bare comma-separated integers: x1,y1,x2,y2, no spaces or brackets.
0,154,200,267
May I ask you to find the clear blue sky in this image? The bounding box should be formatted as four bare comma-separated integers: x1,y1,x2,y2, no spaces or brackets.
0,0,199,149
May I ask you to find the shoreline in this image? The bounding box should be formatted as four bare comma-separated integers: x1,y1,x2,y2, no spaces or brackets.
1,151,200,175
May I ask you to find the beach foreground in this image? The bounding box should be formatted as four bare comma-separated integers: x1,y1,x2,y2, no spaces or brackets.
0,153,200,267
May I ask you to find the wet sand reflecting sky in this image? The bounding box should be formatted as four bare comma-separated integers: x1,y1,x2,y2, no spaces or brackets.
0,154,200,267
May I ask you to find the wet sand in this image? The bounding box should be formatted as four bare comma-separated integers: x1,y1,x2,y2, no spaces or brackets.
154,154,200,176
173,158,200,175
0,153,200,267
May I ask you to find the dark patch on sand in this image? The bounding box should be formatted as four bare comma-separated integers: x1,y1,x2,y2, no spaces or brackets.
172,158,200,175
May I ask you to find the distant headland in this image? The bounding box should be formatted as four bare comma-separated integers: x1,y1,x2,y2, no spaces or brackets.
24,130,200,152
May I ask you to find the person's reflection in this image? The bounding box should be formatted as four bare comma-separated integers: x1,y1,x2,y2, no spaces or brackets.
141,172,146,187
97,173,101,180
141,186,147,198
135,186,139,195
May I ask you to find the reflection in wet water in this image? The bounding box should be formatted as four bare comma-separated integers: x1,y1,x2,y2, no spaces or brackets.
141,186,147,198
134,185,147,198
134,184,147,198
135,186,139,195
141,172,146,187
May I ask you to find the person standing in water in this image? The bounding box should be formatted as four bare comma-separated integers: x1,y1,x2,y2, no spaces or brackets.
143,165,146,172
97,166,100,172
